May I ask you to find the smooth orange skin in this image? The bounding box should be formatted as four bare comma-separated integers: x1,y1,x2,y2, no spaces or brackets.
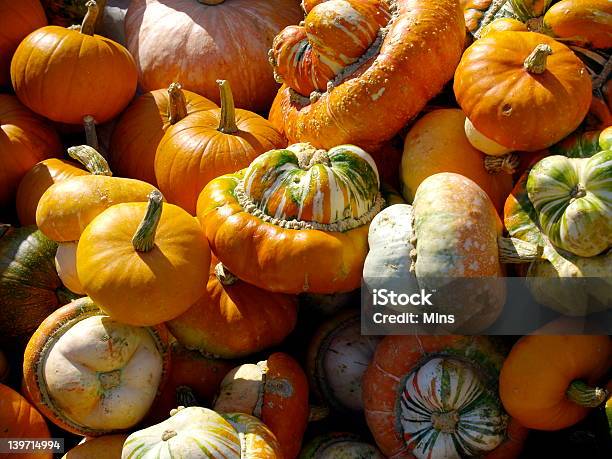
77,202,211,326
500,335,612,430
62,434,129,459
274,0,466,150
167,256,298,358
23,300,171,436
544,0,612,49
197,173,370,294
0,0,47,88
155,109,285,215
0,94,61,208
454,31,592,152
11,26,137,124
16,159,87,226
0,384,52,459
401,109,513,213
110,88,217,186
363,335,523,458
480,18,528,37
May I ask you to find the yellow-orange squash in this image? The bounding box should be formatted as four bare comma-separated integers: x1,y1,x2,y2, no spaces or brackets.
110,82,217,186
543,0,612,49
155,80,285,214
270,0,466,150
11,0,137,124
62,434,129,459
76,191,211,326
197,143,383,294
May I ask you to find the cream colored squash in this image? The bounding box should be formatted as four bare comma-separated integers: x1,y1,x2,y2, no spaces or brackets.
465,117,513,156
55,242,85,294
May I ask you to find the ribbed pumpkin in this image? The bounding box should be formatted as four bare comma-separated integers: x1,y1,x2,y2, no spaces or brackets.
62,434,129,459
271,0,466,150
36,146,159,242
543,0,612,49
11,0,137,124
23,297,170,436
110,82,217,186
0,94,61,209
0,0,47,88
167,256,298,358
0,225,77,344
363,335,528,459
307,310,380,413
155,80,284,214
0,384,52,459
455,31,592,154
500,335,611,431
125,0,303,112
147,342,234,424
214,353,309,459
76,191,210,326
122,407,282,459
299,432,384,459
197,143,383,294
400,109,514,213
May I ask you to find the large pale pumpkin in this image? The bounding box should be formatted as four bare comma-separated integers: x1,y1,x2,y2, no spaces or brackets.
0,94,61,209
23,297,170,436
167,256,298,358
36,145,159,242
0,225,77,343
155,80,285,214
77,191,210,326
271,0,466,150
213,353,309,459
0,384,52,459
400,109,514,213
197,143,383,294
122,407,282,458
125,0,303,112
110,82,217,186
363,335,528,459
0,0,47,88
11,0,137,124
454,31,592,154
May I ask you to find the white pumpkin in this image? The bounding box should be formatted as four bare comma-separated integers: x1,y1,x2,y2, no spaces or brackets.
55,242,85,294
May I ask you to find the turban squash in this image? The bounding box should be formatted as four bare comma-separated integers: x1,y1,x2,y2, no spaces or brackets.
197,143,383,294
363,335,528,458
270,0,466,150
11,0,137,125
23,297,170,436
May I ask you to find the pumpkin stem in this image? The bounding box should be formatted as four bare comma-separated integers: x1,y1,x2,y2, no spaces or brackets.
484,153,520,175
498,237,543,263
67,145,112,176
308,405,330,422
214,262,238,286
524,44,553,74
570,183,587,200
80,1,99,36
168,83,188,125
176,385,198,407
161,430,178,441
132,190,164,252
216,80,239,134
83,115,99,152
431,410,460,433
567,380,608,408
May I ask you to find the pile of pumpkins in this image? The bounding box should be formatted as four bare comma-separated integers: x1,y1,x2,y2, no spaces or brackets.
0,0,611,458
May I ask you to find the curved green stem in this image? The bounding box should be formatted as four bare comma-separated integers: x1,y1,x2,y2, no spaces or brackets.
80,1,99,36
524,44,553,74
67,145,112,176
216,80,238,134
132,191,164,252
168,83,188,125
566,380,607,408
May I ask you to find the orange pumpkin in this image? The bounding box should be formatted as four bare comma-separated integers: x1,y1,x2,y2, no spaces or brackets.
214,352,310,459
167,256,298,358
125,0,303,112
270,0,466,150
400,109,514,213
61,434,129,459
0,0,47,88
110,82,217,186
543,0,612,49
0,384,52,459
155,80,285,214
0,94,61,209
454,31,592,153
500,335,611,431
11,0,137,124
